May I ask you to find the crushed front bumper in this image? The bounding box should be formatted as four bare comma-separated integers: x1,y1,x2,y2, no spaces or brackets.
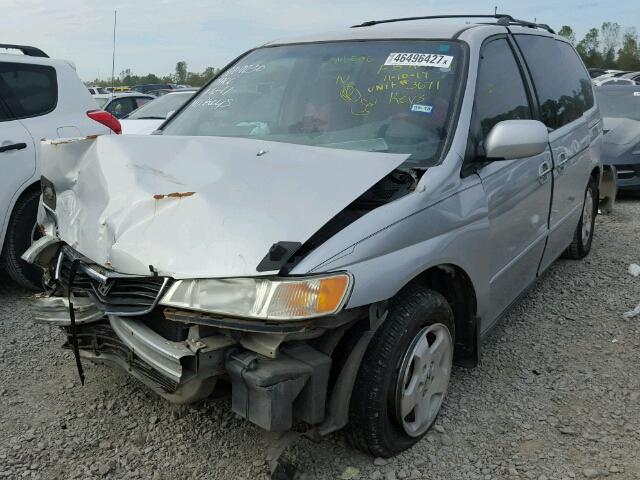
26,241,338,432
33,295,333,431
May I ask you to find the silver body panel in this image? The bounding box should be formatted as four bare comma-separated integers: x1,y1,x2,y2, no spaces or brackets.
539,112,602,271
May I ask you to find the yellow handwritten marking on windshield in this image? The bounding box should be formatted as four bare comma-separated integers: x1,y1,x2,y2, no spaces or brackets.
389,92,427,106
377,64,430,75
336,75,378,116
367,80,440,93
380,71,430,82
331,55,374,64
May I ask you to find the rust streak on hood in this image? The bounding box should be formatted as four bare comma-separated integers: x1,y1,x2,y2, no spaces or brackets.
153,192,196,200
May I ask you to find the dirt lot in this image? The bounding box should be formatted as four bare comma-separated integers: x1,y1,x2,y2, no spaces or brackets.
1,199,639,480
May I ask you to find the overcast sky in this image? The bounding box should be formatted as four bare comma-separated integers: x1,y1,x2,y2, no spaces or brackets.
1,0,638,81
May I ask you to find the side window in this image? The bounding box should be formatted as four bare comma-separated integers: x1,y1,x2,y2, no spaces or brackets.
0,62,57,119
515,35,594,130
474,38,532,141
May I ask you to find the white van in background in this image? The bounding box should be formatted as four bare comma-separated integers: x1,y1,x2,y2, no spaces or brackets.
0,44,121,288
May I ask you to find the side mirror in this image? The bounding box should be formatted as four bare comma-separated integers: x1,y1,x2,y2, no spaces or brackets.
485,120,549,160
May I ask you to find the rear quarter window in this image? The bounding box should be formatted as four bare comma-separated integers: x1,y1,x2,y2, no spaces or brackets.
515,35,594,130
0,62,58,119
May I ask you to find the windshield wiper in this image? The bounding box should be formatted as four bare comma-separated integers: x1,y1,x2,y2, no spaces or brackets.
133,116,166,120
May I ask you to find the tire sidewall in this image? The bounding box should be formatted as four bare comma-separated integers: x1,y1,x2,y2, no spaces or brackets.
578,179,598,256
379,292,455,452
3,190,42,289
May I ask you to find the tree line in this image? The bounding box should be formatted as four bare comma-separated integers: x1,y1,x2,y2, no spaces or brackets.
88,61,221,87
559,22,640,71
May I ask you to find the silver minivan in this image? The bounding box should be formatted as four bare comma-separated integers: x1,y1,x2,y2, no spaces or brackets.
28,14,602,457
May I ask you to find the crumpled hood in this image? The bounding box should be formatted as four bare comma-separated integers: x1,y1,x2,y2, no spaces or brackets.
41,135,407,278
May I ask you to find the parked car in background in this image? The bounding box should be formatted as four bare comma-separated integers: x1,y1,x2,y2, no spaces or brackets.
588,68,631,79
588,68,608,78
93,92,154,119
28,15,602,458
0,44,119,289
619,71,640,83
593,69,628,78
120,89,197,134
131,83,178,94
595,84,640,191
593,76,637,86
146,89,173,97
87,86,109,95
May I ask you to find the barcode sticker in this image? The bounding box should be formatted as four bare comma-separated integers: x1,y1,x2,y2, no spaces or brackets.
384,53,454,68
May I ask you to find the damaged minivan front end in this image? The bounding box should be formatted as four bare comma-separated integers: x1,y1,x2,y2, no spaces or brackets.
26,36,471,456
34,242,359,431
26,133,406,432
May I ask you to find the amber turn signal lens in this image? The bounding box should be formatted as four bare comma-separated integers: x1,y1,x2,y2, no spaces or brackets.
316,275,350,313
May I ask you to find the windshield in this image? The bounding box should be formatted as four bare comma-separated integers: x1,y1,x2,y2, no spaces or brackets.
94,97,109,108
127,92,195,119
596,88,640,121
162,41,464,167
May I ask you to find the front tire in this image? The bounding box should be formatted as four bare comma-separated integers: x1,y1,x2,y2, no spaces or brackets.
2,190,43,290
564,177,597,260
346,285,455,457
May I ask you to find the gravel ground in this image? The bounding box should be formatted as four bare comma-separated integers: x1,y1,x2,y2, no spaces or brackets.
1,199,640,480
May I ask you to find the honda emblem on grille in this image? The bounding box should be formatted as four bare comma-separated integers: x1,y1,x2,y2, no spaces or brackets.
97,282,113,296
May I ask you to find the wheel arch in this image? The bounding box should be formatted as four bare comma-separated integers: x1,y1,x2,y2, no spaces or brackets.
318,262,480,436
405,263,479,366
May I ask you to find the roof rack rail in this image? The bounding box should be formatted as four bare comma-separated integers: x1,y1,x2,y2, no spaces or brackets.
351,14,556,34
0,44,48,58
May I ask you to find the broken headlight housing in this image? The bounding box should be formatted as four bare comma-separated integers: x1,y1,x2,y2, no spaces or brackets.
159,273,352,321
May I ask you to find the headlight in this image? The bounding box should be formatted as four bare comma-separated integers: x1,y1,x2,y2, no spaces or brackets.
159,273,352,321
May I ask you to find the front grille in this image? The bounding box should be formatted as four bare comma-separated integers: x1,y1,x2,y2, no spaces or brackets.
56,246,170,316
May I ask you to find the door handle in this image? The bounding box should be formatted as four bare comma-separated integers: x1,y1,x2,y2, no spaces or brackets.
538,161,552,184
0,142,27,153
556,153,569,170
